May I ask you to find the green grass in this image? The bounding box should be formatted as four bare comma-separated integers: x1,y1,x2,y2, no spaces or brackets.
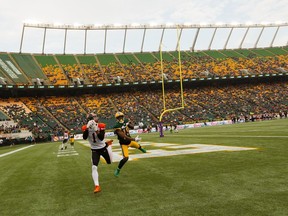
1,119,288,216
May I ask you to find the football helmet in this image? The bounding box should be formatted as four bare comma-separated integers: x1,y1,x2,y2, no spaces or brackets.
87,113,98,121
115,112,124,119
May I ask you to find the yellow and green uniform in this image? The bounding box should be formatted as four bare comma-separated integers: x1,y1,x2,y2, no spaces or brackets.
69,133,75,145
113,119,131,145
113,119,140,157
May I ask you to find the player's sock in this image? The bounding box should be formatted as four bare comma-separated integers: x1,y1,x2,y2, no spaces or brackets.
139,147,146,153
92,165,99,185
114,168,121,177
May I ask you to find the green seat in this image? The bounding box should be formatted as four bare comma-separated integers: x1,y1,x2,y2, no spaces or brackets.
34,55,57,67
134,53,157,63
97,54,117,66
0,54,29,84
56,55,77,65
11,53,46,79
77,55,97,64
117,53,139,64
0,111,10,120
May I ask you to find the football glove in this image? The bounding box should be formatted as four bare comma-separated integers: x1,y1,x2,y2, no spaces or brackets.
87,120,98,131
135,135,141,142
81,125,87,132
98,123,106,131
105,139,113,146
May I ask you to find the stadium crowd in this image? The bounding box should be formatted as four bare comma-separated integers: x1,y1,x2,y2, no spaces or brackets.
1,50,287,144
39,54,288,85
0,80,287,144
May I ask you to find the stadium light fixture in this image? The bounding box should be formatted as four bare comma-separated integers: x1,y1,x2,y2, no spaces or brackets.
131,23,140,27
19,21,288,54
23,19,42,25
231,22,239,25
245,21,254,26
21,22,288,30
113,23,122,27
275,20,284,24
148,22,159,27
199,22,208,27
165,22,174,27
260,21,269,25
215,22,224,26
184,22,192,26
73,23,82,27
53,22,63,27
93,23,103,28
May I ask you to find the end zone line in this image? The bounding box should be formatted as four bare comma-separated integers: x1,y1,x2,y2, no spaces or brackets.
0,145,34,158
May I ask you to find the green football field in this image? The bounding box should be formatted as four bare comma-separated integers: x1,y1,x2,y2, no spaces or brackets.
0,119,287,216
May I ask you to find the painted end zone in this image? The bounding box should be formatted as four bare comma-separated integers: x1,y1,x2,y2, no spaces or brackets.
78,141,256,163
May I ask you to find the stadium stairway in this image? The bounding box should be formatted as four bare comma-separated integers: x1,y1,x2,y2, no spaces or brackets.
31,55,50,84
74,56,90,84
41,105,69,131
94,55,109,83
8,53,33,84
54,55,73,85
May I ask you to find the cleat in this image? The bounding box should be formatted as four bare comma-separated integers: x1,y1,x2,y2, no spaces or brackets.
139,148,146,153
114,168,120,177
94,185,101,193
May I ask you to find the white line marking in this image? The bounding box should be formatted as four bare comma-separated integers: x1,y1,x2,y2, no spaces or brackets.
57,153,79,157
57,146,79,157
181,135,288,138
0,145,34,158
58,150,78,154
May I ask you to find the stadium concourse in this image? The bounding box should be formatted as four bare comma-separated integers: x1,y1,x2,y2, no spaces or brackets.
0,47,287,145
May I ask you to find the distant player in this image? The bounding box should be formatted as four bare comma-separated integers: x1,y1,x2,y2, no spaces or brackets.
82,113,113,193
173,122,179,133
113,111,146,177
69,129,75,149
61,130,69,150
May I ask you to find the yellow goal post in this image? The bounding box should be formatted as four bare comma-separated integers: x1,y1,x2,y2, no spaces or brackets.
158,28,184,137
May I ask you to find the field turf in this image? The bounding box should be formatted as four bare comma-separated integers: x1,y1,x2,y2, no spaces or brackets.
0,119,287,216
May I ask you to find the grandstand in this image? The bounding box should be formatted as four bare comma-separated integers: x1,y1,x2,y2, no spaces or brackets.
0,22,287,144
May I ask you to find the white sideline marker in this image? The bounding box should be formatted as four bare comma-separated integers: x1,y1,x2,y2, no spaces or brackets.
0,145,34,158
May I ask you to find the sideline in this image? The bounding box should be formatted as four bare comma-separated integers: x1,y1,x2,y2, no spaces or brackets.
0,145,34,158
174,135,288,138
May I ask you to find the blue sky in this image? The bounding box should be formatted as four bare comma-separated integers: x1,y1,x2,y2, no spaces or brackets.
0,0,287,53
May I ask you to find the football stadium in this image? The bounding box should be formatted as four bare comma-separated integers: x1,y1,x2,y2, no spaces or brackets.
0,20,287,216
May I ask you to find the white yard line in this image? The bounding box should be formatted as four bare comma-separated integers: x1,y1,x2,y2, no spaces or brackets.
57,153,79,157
56,146,79,157
0,145,34,158
180,135,288,138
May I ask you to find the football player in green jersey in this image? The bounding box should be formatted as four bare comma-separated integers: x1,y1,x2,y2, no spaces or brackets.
113,111,147,177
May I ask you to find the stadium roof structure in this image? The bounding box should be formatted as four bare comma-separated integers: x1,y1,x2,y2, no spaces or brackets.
20,22,288,54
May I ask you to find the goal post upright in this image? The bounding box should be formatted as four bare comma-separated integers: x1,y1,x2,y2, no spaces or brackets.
159,27,185,137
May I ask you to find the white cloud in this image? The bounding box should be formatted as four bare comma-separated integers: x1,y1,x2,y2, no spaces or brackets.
230,0,288,22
